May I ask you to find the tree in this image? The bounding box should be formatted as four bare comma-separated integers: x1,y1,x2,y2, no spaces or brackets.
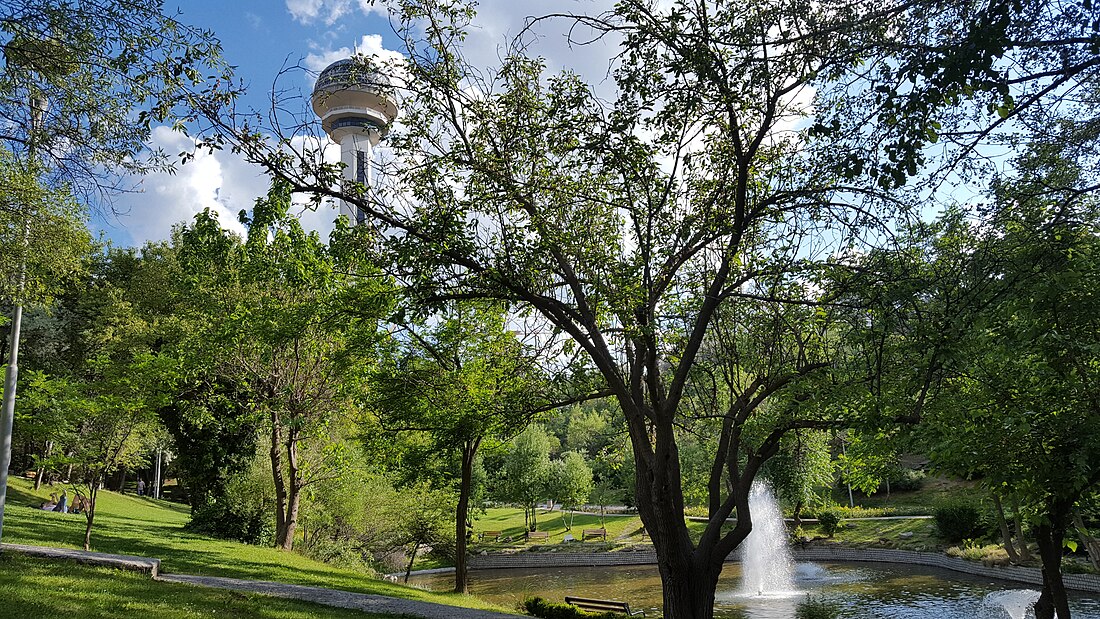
174,183,390,550
0,0,237,200
0,0,236,540
193,0,1098,615
369,302,564,592
501,425,553,533
548,451,594,530
763,430,833,525
919,142,1100,619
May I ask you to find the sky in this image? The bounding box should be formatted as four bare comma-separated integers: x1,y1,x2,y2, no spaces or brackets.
97,0,619,248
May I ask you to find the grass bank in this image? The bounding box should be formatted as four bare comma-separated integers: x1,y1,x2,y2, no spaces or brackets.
2,477,514,615
0,553,408,619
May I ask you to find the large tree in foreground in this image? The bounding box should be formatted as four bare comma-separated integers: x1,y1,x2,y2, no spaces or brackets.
195,0,1097,615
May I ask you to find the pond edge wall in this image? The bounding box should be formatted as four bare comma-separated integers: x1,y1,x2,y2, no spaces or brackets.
467,547,1100,593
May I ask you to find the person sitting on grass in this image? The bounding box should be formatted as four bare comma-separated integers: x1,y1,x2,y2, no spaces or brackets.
52,490,68,513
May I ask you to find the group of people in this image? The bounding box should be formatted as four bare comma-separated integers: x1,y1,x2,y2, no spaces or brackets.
39,490,86,514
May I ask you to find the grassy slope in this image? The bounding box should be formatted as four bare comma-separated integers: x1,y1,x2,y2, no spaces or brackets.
472,507,645,548
0,553,410,619
3,477,513,615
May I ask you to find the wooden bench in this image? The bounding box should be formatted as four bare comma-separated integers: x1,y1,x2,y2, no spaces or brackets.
565,596,645,617
525,530,549,542
478,530,502,541
582,528,607,541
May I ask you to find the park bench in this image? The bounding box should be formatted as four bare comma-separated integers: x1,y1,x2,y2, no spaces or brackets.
478,530,502,541
525,530,549,542
582,528,607,541
565,596,645,617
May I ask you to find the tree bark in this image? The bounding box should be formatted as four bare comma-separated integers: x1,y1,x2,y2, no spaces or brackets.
1072,511,1100,572
280,431,302,551
992,493,1021,563
1034,513,1072,619
454,438,479,593
404,541,420,584
1012,495,1033,562
34,440,52,491
270,410,289,548
83,483,98,551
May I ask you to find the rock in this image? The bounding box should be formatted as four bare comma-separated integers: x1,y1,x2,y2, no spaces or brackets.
899,531,914,539
479,550,488,555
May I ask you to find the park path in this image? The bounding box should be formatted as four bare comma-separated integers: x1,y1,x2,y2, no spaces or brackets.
1,543,520,619
156,573,521,619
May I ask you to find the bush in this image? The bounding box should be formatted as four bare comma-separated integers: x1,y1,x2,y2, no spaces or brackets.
187,501,274,546
796,597,841,619
817,510,842,537
888,468,926,492
934,502,986,542
523,597,628,619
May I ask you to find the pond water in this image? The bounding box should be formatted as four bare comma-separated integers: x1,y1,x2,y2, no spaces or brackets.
408,562,1100,618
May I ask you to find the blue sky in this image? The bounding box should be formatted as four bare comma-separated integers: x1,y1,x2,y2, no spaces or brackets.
98,0,614,248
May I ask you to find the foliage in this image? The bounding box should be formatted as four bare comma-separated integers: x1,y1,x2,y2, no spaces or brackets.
934,502,987,543
0,150,91,307
523,597,625,619
186,455,274,546
0,0,238,200
764,430,834,517
816,510,842,538
795,597,841,619
500,425,553,530
159,376,259,514
888,469,926,493
173,183,392,551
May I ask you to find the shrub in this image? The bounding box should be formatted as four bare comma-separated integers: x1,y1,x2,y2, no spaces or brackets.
817,510,842,537
523,597,628,619
187,501,274,546
934,502,986,542
796,597,841,619
888,468,926,492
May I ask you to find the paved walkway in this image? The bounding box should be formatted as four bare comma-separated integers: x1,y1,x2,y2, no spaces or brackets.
0,542,160,576
157,573,520,618
1,543,519,618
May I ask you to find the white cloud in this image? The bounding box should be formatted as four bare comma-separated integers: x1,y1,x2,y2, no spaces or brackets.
304,34,405,75
103,127,349,246
286,0,352,25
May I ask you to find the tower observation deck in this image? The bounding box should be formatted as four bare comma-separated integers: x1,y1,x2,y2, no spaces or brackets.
311,57,398,225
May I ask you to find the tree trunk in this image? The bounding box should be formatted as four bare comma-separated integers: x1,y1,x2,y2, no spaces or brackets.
83,483,98,551
270,411,289,548
992,493,1021,563
1012,495,1033,562
531,503,538,531
1034,517,1072,619
116,465,128,493
1072,511,1100,572
454,438,479,593
34,440,52,491
631,417,748,619
280,432,302,551
404,541,420,584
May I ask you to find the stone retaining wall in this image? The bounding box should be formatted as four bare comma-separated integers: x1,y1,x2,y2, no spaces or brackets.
469,547,1100,593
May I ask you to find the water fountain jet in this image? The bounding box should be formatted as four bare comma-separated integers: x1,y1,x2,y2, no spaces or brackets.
737,480,796,596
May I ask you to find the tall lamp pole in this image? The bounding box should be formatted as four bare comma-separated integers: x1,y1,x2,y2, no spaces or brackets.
0,93,45,541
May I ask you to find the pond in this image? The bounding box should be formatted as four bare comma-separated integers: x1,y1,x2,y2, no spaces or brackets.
408,562,1100,618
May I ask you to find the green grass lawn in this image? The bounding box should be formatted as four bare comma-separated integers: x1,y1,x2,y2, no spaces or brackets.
470,507,646,550
0,553,410,619
3,477,515,615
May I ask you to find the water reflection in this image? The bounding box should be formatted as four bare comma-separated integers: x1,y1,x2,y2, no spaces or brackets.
407,562,1100,618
